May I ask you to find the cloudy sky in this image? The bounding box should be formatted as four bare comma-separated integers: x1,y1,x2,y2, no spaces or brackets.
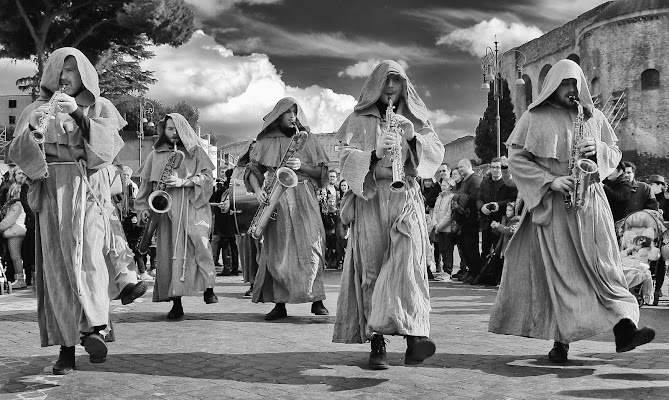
0,0,610,145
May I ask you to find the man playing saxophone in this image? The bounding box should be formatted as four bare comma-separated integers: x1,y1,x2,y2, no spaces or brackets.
244,97,329,320
489,59,655,364
135,113,218,319
9,47,146,374
333,60,444,369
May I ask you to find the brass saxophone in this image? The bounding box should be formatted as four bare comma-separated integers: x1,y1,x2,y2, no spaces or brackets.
31,85,66,176
248,122,308,239
385,96,406,192
565,96,598,211
137,142,185,254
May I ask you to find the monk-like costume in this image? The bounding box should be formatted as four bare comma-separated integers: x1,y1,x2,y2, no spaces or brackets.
135,113,218,319
9,47,145,375
244,98,330,320
488,59,655,363
332,60,444,369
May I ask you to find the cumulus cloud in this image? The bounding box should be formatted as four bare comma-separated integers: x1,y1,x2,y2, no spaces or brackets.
428,109,459,126
143,30,356,143
337,59,409,78
437,18,543,57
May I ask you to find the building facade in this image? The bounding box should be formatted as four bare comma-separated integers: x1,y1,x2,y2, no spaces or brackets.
0,94,33,163
442,135,478,168
500,0,669,162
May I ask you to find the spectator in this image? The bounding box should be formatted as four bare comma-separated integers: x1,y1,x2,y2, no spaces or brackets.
476,157,518,265
436,163,450,183
210,177,226,271
337,180,349,205
648,174,669,219
455,158,482,283
16,168,35,287
623,161,658,214
325,170,339,202
603,161,632,222
429,178,458,280
0,184,27,288
450,168,468,278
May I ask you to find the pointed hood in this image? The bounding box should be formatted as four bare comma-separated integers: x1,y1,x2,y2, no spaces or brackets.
354,60,428,124
154,113,201,155
39,47,99,107
257,97,310,140
529,59,594,115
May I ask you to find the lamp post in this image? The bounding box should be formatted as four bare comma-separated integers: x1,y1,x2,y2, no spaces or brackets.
480,39,527,158
138,98,154,168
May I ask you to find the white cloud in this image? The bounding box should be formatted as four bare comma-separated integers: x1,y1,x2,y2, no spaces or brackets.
143,30,356,142
184,0,282,15
0,58,37,95
437,18,543,57
338,59,409,78
428,109,459,126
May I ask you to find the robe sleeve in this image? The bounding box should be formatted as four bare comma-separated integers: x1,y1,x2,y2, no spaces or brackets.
8,103,48,180
134,152,156,213
411,121,445,179
187,147,215,209
594,114,622,179
508,145,557,212
243,160,268,193
339,144,378,200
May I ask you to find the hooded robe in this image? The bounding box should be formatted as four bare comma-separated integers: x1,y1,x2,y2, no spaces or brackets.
243,97,328,304
9,47,127,347
332,60,444,343
135,113,216,301
488,59,639,343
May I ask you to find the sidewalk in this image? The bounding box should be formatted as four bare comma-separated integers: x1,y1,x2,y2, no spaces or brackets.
1,271,669,400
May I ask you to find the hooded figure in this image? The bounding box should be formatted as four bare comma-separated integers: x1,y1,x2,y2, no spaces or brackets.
488,59,654,363
243,97,330,320
8,47,143,374
135,113,218,317
332,60,444,370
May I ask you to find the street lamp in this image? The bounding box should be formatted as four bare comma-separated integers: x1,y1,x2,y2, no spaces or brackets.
480,39,527,158
138,98,155,167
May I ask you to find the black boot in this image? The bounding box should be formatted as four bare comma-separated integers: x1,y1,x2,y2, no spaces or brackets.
119,281,148,305
614,318,655,353
81,327,108,364
369,334,389,370
265,303,287,321
53,346,75,375
204,288,218,304
405,336,436,365
311,300,329,315
548,341,569,363
167,297,184,319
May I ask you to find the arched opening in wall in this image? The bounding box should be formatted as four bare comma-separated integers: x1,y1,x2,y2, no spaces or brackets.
567,54,580,65
641,69,660,90
538,64,552,92
590,77,601,108
522,74,533,105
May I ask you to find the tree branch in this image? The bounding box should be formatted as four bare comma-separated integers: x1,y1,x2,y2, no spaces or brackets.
14,0,40,45
71,18,113,47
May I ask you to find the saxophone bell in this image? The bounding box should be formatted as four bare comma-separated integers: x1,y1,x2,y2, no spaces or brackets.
31,130,45,144
147,190,172,214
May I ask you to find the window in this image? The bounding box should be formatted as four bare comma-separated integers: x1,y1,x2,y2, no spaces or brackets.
334,145,339,152
8,100,16,108
522,74,533,105
538,64,552,92
641,69,660,90
8,115,16,125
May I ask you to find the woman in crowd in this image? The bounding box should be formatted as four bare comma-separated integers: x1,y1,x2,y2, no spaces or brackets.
0,184,27,288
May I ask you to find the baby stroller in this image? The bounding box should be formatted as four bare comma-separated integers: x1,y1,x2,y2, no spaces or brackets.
616,210,669,306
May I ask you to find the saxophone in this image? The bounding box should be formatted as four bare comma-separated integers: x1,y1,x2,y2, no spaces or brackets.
137,142,185,254
248,122,308,239
31,85,66,176
385,96,406,192
565,96,598,211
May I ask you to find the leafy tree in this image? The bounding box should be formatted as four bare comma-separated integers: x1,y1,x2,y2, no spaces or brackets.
111,95,199,135
0,0,195,96
165,101,199,129
475,79,516,164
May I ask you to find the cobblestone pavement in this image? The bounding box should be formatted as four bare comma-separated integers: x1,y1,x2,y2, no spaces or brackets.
1,270,669,400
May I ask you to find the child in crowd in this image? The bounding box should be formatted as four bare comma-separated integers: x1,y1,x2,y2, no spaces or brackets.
429,178,458,279
475,202,520,286
323,195,341,269
620,235,659,305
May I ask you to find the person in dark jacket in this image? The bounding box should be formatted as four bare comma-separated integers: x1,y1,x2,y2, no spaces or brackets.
647,174,669,303
455,158,482,283
476,158,518,266
422,177,442,273
603,161,632,222
623,161,658,214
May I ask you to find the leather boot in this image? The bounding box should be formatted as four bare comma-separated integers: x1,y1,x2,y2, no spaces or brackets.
81,331,107,363
311,301,329,315
167,297,184,319
119,281,148,305
265,303,287,320
614,318,655,353
405,336,436,365
204,288,219,304
369,334,389,370
548,341,569,363
53,346,75,375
